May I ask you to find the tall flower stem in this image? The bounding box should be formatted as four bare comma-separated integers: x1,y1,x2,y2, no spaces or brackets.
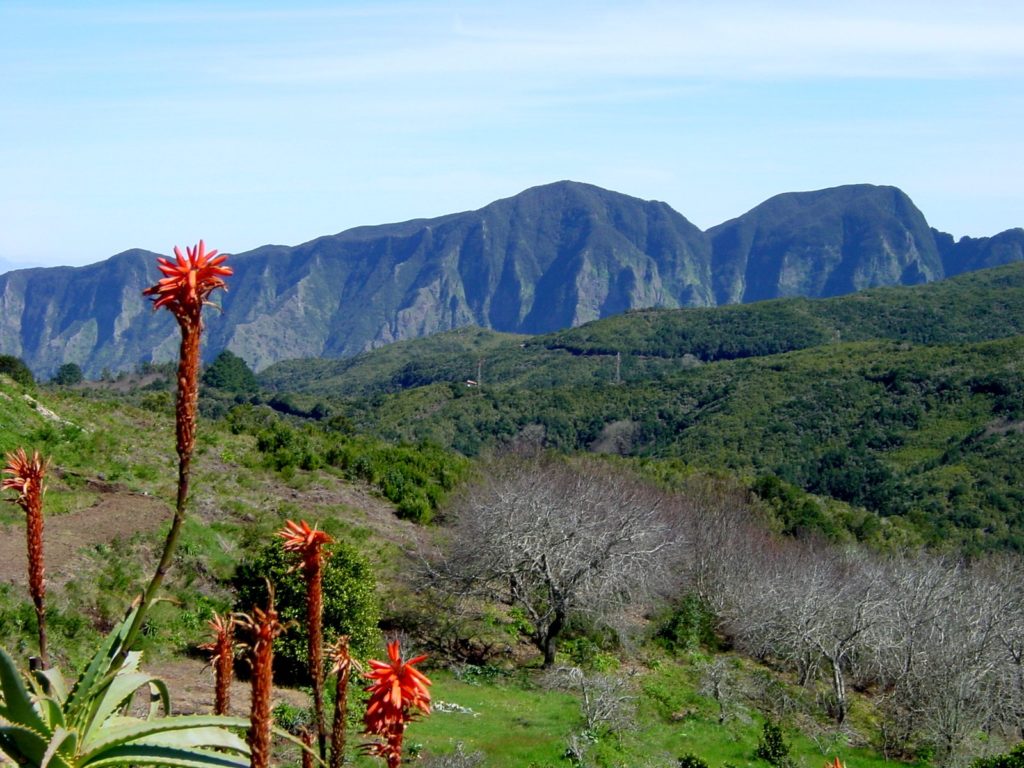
124,324,200,650
122,240,231,653
200,613,236,715
278,520,333,762
237,594,285,768
329,636,354,768
3,448,50,667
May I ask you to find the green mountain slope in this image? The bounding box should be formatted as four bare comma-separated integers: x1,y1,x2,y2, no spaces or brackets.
256,263,1024,550
338,336,1024,550
263,260,1024,395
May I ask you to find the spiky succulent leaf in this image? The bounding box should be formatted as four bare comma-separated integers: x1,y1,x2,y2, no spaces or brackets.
147,679,170,720
0,721,54,767
35,665,70,704
39,725,78,768
83,671,168,734
64,607,138,728
0,646,46,732
83,744,251,768
82,715,250,758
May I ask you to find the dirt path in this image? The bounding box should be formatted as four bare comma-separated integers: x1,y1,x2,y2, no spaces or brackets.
0,491,170,588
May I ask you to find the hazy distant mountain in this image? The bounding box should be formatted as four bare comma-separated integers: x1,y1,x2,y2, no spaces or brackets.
933,227,1024,276
1,181,1021,378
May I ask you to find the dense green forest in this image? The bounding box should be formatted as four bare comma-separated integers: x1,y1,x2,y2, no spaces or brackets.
254,263,1024,551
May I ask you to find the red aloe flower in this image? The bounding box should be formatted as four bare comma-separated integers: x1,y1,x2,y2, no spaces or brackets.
361,640,431,768
198,612,235,715
3,448,50,666
236,597,286,768
142,240,232,325
278,519,333,761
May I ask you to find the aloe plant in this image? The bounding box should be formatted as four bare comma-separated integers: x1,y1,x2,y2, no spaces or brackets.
0,607,250,768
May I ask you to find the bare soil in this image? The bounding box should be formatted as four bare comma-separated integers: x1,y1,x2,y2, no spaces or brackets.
143,656,308,717
0,489,170,588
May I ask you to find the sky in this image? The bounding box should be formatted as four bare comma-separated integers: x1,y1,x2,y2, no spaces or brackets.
2,1,1023,269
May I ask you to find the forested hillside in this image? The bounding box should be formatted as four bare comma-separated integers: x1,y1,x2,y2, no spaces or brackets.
260,262,1024,551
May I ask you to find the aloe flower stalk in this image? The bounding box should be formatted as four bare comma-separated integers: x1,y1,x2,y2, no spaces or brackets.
278,519,333,761
199,612,236,715
360,640,432,768
237,595,286,768
300,728,315,768
329,636,356,768
2,448,50,666
124,241,231,650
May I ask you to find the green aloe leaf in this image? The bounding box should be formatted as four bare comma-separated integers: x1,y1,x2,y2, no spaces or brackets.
64,608,137,725
83,743,252,768
82,715,250,758
0,646,46,732
39,724,77,768
84,671,164,733
34,665,69,704
0,721,50,766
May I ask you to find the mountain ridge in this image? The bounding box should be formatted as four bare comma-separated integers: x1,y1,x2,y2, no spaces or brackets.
2,180,1022,377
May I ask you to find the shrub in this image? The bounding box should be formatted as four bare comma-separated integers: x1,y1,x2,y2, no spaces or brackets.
53,362,84,386
202,349,258,393
0,354,35,388
756,720,792,768
971,743,1024,768
678,755,710,768
654,593,718,653
232,537,380,683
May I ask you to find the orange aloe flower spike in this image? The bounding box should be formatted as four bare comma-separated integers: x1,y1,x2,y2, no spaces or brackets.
3,448,50,665
363,640,432,732
277,519,334,760
143,240,232,320
198,612,236,715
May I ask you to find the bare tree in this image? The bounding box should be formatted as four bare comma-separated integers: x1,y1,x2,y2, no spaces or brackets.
437,454,677,666
870,554,1008,764
991,556,1024,742
548,666,636,734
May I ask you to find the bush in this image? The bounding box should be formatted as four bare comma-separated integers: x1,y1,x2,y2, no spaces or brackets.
0,355,35,388
971,743,1024,768
202,349,258,393
654,593,718,653
756,720,792,768
232,537,380,683
53,362,84,386
678,755,710,768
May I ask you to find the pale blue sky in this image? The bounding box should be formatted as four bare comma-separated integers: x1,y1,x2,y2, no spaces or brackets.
2,1,1022,268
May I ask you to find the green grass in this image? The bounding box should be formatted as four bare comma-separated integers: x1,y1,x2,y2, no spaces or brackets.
391,670,582,767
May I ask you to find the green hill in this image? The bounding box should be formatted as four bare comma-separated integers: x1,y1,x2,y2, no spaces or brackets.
255,263,1024,551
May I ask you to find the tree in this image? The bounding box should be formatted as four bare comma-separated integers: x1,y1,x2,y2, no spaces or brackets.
0,355,35,388
438,454,676,667
52,362,83,386
202,349,258,393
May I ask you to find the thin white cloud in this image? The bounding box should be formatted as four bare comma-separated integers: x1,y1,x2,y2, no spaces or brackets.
209,2,1024,85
